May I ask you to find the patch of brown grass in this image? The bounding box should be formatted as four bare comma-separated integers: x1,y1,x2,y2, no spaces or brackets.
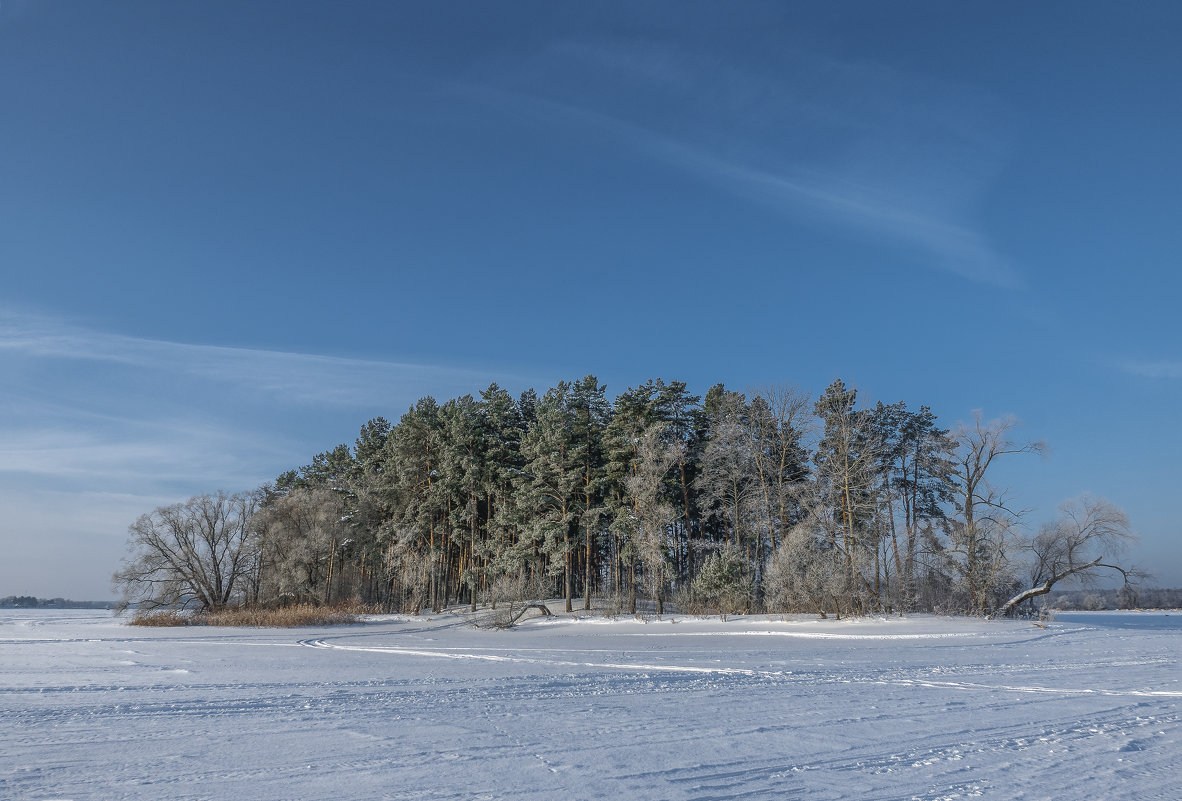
128,603,365,627
201,604,361,627
128,609,192,626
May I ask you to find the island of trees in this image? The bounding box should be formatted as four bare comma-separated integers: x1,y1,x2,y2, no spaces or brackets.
113,377,1141,620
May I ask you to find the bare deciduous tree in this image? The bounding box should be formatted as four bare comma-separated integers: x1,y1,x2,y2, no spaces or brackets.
627,425,678,615
113,491,260,612
382,531,433,614
482,569,552,628
998,496,1141,616
695,416,760,551
749,384,813,557
948,412,1045,614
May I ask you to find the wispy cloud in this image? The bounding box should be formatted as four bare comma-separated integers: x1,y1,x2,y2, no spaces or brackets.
455,36,1020,288
0,306,539,493
1122,360,1182,379
534,101,1020,289
0,422,288,487
0,308,537,597
0,309,508,407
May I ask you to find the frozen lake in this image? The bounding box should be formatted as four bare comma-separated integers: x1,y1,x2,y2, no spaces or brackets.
2,608,1179,800
1053,609,1182,631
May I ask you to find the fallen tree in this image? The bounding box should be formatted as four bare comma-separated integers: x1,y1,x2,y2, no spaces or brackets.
997,496,1141,616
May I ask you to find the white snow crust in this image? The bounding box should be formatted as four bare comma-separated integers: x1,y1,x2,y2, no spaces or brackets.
2,609,1179,800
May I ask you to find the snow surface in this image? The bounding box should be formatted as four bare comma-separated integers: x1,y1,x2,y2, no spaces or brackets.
2,609,1179,800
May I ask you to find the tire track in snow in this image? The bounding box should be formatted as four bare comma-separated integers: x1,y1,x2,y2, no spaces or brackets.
885,677,1182,699
300,638,767,676
298,638,1182,698
627,706,1179,801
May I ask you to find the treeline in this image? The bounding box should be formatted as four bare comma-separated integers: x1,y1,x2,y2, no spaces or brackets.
1046,587,1181,611
1,596,113,609
115,377,1139,618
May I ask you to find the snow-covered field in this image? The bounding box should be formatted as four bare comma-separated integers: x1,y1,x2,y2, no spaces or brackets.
2,609,1179,800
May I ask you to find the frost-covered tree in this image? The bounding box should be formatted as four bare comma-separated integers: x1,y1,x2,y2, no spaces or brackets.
474,383,528,607
652,380,703,586
384,397,446,611
812,380,880,613
890,405,956,611
947,412,1045,614
604,384,659,611
626,425,678,615
690,544,751,616
999,496,1140,616
696,387,760,555
748,384,812,557
763,520,846,617
255,486,348,605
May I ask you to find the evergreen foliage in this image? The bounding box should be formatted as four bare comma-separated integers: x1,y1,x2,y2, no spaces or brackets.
113,377,1138,618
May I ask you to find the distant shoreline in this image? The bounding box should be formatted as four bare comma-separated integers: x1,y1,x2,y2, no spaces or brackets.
0,596,114,610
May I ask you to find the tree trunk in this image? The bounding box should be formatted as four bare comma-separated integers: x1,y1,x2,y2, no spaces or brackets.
324,538,336,605
997,557,1105,616
629,561,636,614
584,511,593,611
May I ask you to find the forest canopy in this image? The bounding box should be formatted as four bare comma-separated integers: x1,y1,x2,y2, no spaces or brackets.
113,377,1138,618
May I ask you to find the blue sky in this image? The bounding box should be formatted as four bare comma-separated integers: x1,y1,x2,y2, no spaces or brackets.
2,1,1179,598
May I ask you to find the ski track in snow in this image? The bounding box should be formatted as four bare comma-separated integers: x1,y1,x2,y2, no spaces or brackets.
1,610,1179,800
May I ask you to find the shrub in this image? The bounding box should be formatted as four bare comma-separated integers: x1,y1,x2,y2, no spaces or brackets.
690,546,752,618
128,609,192,626
479,571,551,628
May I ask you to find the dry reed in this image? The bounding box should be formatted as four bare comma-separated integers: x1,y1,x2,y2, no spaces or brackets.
129,603,364,627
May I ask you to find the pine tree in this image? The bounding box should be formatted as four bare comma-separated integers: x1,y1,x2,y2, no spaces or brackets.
349,417,393,603
475,383,527,608
517,387,539,428
299,443,356,493
696,386,759,555
888,404,956,611
603,383,662,612
653,380,702,586
568,375,610,610
386,397,444,613
519,382,581,612
812,379,879,613
439,395,485,611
